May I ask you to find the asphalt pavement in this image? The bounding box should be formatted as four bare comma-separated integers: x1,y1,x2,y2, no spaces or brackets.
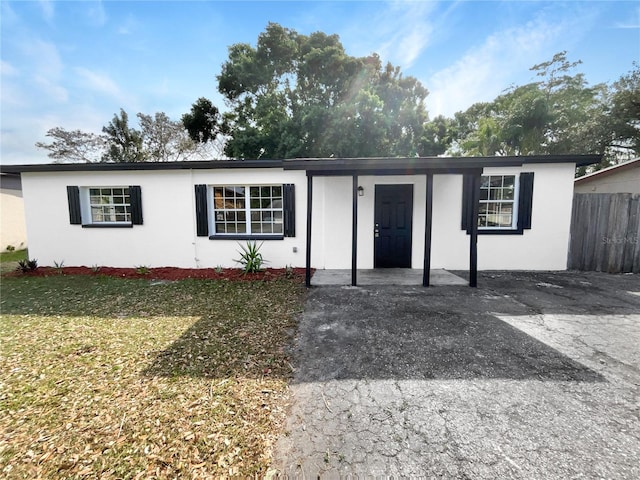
271,270,640,479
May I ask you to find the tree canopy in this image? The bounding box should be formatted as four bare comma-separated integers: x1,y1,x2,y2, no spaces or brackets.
36,23,638,172
215,22,428,159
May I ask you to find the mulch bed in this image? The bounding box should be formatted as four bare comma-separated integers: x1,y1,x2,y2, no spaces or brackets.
6,266,309,282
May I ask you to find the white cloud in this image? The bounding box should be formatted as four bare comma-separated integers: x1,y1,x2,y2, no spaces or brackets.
86,0,107,27
117,14,138,35
339,1,438,68
426,14,576,117
38,0,54,23
1,60,19,77
74,67,124,101
34,75,69,102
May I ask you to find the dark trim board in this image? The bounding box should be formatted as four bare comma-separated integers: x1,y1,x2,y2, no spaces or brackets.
1,154,601,174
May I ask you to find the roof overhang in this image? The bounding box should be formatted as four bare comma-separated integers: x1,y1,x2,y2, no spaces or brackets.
0,159,284,174
574,157,640,185
0,154,601,175
283,154,602,176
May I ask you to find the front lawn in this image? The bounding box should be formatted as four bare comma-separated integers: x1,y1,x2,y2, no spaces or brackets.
0,275,305,478
0,249,27,275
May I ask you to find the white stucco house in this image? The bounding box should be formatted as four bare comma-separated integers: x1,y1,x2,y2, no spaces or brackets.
1,154,600,286
0,172,28,252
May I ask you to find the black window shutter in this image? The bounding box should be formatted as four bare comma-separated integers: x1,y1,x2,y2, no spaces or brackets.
129,186,143,225
67,186,82,225
194,184,209,237
461,174,473,233
283,183,295,237
518,172,534,230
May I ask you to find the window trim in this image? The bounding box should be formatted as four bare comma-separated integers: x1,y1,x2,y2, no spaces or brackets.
461,172,534,236
207,184,285,239
81,186,133,226
68,185,142,228
478,174,519,231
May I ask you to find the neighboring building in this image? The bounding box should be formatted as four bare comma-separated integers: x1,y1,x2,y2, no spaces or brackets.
574,158,640,194
1,154,599,286
0,172,27,252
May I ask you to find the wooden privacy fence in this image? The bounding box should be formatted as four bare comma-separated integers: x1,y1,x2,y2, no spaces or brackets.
568,193,640,273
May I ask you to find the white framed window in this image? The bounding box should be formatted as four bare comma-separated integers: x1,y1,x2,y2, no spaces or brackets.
478,175,519,229
211,185,283,236
84,187,132,224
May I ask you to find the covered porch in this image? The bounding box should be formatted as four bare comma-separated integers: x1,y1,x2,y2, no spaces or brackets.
311,268,467,286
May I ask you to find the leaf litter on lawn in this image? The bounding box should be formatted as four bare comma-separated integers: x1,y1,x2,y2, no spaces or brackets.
0,275,306,478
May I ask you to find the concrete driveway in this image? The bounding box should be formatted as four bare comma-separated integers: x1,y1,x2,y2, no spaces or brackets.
271,271,640,479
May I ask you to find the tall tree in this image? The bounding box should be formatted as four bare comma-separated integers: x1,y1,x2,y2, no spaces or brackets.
217,23,429,159
607,63,640,158
138,112,199,162
102,109,146,163
451,52,610,160
182,97,222,144
35,128,106,163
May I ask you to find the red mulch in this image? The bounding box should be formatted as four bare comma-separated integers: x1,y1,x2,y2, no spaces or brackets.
6,266,309,282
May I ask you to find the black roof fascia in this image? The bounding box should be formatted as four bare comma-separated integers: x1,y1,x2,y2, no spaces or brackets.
1,154,601,175
303,167,485,177
0,159,283,174
283,154,601,174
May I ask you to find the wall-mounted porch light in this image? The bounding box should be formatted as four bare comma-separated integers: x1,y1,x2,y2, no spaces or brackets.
357,186,364,196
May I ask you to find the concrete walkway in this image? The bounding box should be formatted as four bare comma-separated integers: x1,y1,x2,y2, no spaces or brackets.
311,268,468,286
271,271,640,478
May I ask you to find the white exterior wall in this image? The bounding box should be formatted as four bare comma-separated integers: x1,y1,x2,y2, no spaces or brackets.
1,188,28,251
21,168,307,268
20,162,576,271
312,163,576,271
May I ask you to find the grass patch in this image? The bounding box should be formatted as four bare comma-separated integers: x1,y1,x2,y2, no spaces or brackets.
0,275,305,478
0,249,27,274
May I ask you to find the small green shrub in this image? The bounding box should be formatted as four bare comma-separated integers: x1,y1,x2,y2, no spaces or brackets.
215,265,223,274
17,259,38,273
135,265,151,275
6,245,15,252
235,241,266,274
285,264,294,279
53,260,65,274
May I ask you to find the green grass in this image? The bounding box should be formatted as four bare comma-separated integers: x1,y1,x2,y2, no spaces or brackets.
0,249,27,263
0,275,306,478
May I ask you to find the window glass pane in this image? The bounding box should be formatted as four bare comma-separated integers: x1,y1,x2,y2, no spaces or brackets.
503,187,514,200
478,175,517,229
213,184,283,235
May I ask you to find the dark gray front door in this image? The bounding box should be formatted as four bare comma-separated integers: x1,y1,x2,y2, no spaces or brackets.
374,184,413,268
